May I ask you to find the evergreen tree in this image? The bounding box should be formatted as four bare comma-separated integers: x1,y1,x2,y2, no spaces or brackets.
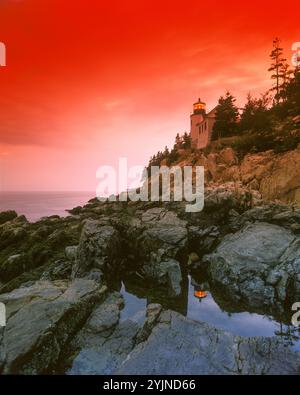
182,132,191,149
168,148,179,164
279,63,293,101
239,93,271,132
157,151,163,163
268,38,290,103
212,92,239,140
284,69,300,116
163,146,170,157
175,133,183,149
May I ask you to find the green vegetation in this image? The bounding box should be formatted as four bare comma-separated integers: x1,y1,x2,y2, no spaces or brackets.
231,126,300,157
148,37,300,166
268,37,293,104
211,38,300,154
147,132,192,171
211,92,239,140
238,93,271,133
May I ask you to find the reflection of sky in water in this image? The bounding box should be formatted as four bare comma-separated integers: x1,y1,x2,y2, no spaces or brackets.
120,283,147,325
120,278,300,351
188,283,277,337
187,277,300,351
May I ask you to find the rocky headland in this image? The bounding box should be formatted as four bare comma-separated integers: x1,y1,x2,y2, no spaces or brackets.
0,146,300,375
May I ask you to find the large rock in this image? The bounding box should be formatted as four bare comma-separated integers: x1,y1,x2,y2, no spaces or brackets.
259,146,300,203
204,222,300,313
140,208,188,250
240,146,300,204
73,220,120,277
206,149,239,183
0,279,106,374
179,145,300,205
204,183,254,211
0,254,28,282
227,204,300,234
142,259,182,297
0,214,81,285
0,216,28,252
137,209,187,294
66,292,138,375
40,259,72,281
84,292,124,335
219,147,238,166
68,320,139,375
117,310,300,375
0,211,18,225
240,151,275,185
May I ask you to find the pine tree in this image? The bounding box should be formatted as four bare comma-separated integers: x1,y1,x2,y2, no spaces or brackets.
163,146,170,157
239,93,271,132
175,133,182,149
284,69,300,116
182,132,191,149
268,38,289,103
279,63,293,102
212,92,239,140
168,148,179,164
151,154,157,166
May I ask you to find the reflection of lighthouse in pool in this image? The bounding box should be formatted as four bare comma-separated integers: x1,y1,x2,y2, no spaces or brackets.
191,277,209,302
194,286,207,302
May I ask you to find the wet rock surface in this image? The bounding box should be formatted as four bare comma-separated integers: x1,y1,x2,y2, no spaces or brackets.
0,190,300,374
0,279,107,374
118,310,300,375
65,292,138,375
72,220,120,278
204,222,300,316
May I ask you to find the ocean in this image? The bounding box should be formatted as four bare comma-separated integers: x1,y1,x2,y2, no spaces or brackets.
0,191,95,222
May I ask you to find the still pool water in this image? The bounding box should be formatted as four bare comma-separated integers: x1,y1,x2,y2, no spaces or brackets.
119,276,300,352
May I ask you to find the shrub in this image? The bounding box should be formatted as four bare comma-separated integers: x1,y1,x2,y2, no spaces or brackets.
231,128,300,156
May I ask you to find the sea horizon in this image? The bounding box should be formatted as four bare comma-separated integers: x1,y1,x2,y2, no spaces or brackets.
0,190,96,222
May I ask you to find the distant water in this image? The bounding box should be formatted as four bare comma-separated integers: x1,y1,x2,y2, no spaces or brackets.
0,191,95,222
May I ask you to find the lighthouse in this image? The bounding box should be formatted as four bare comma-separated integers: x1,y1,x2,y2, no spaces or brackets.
190,98,217,149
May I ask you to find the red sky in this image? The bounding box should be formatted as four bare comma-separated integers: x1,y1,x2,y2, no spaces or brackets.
0,0,299,191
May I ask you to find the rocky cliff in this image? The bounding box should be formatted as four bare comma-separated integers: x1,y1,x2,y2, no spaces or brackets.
172,144,300,205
